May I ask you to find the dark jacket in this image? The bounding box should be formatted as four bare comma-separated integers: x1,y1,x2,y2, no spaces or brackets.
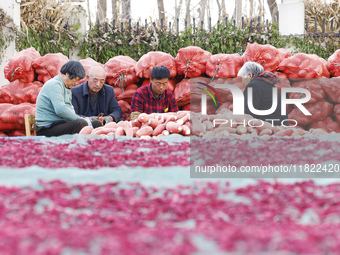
244,72,288,125
71,82,122,122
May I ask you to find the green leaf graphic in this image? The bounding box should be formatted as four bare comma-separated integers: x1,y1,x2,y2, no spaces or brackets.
197,87,217,106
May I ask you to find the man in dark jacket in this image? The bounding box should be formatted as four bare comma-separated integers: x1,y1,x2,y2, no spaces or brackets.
72,66,122,125
237,62,288,126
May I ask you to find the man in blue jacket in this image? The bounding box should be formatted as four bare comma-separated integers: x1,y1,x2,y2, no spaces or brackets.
72,66,122,125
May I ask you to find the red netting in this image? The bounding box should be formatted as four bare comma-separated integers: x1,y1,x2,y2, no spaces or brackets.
175,46,212,78
206,53,244,78
76,58,104,85
104,56,139,88
242,43,287,72
288,101,333,125
290,79,326,104
278,53,330,79
327,49,340,77
136,51,177,78
0,103,35,131
320,77,340,103
4,47,40,83
0,80,43,104
32,53,69,84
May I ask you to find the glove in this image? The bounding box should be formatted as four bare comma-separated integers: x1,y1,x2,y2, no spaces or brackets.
103,116,113,125
130,111,141,121
88,116,99,121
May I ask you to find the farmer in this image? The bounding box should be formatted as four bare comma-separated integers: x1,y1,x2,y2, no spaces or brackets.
130,66,178,120
237,61,288,125
36,61,96,137
72,66,122,125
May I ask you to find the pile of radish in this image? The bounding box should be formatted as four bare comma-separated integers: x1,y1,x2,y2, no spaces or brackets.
191,112,332,138
79,111,190,138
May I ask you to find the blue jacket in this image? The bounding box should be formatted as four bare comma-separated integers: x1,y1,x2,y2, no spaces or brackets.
71,82,122,122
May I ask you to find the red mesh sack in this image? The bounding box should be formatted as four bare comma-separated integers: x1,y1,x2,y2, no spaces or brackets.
288,101,333,125
6,130,26,137
334,104,340,123
114,87,123,98
136,51,177,79
242,43,285,72
141,78,177,92
175,46,212,78
309,117,340,133
182,104,190,111
209,77,245,102
32,53,69,84
0,103,36,131
0,104,18,131
289,79,326,104
278,53,330,79
174,78,190,107
327,49,340,77
319,77,340,103
76,58,104,85
183,77,244,107
0,80,43,104
104,56,139,88
272,72,292,113
189,77,216,102
4,47,40,83
206,53,244,78
125,84,138,91
116,86,138,104
278,48,292,59
118,100,131,121
272,72,291,94
0,131,8,137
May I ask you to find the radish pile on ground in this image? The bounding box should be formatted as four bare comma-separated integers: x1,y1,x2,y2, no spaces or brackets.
79,111,190,138
190,111,335,137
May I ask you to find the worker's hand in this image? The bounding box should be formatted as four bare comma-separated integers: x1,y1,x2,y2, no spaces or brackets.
103,116,114,125
86,116,99,122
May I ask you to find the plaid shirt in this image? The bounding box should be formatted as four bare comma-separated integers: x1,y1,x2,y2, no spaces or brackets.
254,71,279,85
131,84,178,114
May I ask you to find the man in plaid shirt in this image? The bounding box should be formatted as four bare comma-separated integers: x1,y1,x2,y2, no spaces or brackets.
130,66,178,120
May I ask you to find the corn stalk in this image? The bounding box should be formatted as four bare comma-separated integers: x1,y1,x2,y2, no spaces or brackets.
0,9,17,61
303,0,340,33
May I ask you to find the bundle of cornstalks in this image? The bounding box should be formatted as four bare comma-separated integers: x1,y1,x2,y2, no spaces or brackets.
20,0,77,32
303,0,340,33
